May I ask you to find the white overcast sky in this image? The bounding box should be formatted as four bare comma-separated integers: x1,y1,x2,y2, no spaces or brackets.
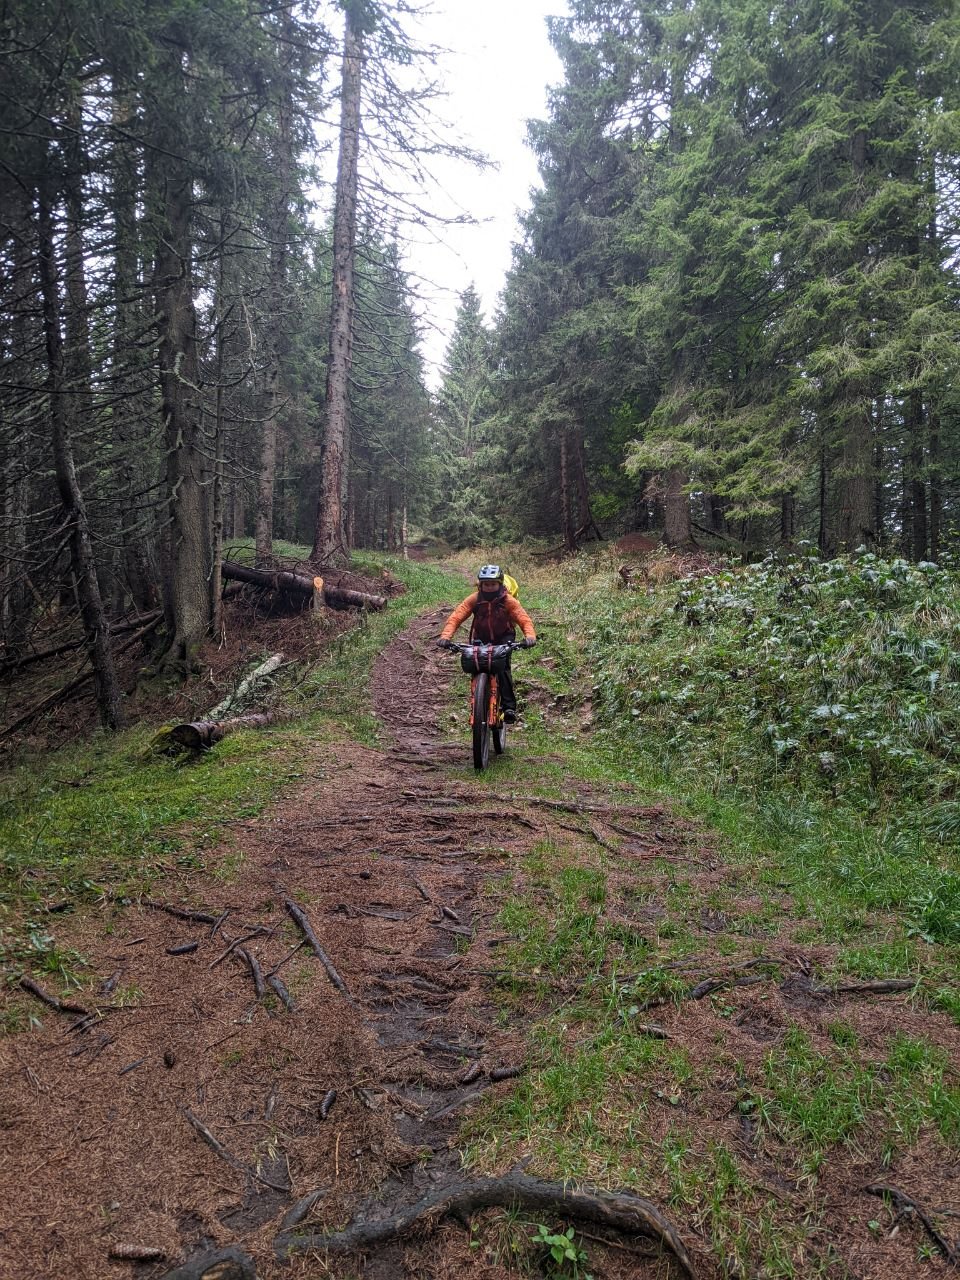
398,1,568,385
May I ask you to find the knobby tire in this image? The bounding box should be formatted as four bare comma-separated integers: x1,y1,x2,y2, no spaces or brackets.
472,674,491,771
492,679,506,755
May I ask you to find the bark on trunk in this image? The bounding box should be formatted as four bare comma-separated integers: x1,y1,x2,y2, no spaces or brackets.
149,58,211,671
663,467,692,549
559,430,576,553
905,391,927,561
170,708,293,752
312,6,363,568
1,192,32,656
572,426,601,540
255,40,294,567
837,405,874,552
928,410,941,561
779,492,795,546
37,171,125,730
112,88,159,615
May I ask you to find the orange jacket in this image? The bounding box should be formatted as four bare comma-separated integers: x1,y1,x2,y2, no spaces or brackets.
440,589,536,644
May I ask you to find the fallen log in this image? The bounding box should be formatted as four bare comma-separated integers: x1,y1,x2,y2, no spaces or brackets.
207,653,285,718
169,707,294,752
275,1172,695,1276
221,559,386,610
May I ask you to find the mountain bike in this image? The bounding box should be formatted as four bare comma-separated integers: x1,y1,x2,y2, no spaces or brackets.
445,641,525,771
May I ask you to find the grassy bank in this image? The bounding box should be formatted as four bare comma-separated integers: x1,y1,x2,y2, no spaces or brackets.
0,549,464,977
442,546,960,1277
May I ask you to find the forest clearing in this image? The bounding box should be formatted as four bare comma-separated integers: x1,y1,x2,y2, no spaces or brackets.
2,546,958,1280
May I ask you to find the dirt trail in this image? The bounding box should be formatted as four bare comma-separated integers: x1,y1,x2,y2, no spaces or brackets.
0,605,684,1280
7,604,955,1280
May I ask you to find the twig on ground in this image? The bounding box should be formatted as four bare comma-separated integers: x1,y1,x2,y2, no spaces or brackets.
284,899,354,1001
181,1107,288,1193
209,926,269,970
266,974,296,1011
265,938,306,977
19,976,90,1016
236,947,266,999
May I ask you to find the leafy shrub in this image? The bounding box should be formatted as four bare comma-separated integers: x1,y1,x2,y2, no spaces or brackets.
581,549,959,805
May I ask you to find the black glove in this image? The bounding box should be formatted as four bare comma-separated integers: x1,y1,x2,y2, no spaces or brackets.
437,637,452,649
523,636,537,648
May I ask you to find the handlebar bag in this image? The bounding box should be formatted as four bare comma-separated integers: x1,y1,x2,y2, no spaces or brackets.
460,644,510,676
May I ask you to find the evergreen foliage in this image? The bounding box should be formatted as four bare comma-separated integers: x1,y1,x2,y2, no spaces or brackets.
486,0,960,557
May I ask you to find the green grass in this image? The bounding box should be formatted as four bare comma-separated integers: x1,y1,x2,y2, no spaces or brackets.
446,545,960,1275
300,552,467,745
0,720,305,971
0,548,465,980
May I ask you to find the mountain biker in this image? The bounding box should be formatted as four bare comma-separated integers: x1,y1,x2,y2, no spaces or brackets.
436,565,537,723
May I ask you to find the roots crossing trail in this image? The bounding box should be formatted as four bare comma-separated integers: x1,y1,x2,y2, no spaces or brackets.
7,603,956,1279
0,607,691,1280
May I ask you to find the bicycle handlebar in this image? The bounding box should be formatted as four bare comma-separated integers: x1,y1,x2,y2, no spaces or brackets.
443,640,527,655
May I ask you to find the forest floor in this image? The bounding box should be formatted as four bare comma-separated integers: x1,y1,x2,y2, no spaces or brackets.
2,560,959,1280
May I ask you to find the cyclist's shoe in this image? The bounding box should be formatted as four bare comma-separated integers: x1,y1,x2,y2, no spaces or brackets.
503,708,517,724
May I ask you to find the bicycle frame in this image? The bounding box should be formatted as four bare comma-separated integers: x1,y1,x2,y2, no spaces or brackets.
446,641,523,770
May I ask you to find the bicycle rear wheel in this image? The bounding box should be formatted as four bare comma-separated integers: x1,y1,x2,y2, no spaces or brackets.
472,674,491,770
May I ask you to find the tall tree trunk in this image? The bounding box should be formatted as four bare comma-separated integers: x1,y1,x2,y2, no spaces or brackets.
37,173,125,729
818,437,830,556
572,426,600,539
836,404,874,552
779,492,795,546
707,491,727,538
905,391,927,561
112,84,158,613
1,191,33,656
255,35,294,565
836,122,875,554
211,215,228,641
312,4,363,567
928,409,941,561
559,430,576,553
663,467,691,549
148,68,211,672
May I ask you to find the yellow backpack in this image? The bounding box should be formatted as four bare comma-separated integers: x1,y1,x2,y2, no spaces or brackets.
503,572,519,599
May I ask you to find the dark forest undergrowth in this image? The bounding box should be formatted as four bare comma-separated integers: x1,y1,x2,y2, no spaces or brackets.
1,545,958,1279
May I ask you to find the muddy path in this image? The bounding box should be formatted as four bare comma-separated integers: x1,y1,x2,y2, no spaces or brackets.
1,605,688,1280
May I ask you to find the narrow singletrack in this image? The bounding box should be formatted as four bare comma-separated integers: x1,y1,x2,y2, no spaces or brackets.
1,605,685,1280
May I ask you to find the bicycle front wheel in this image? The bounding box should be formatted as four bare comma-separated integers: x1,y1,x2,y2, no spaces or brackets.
492,679,506,755
472,673,491,770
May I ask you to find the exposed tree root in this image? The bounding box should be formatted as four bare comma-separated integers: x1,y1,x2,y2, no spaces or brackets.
814,979,918,996
865,1183,958,1264
159,1245,256,1279
275,1172,696,1276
